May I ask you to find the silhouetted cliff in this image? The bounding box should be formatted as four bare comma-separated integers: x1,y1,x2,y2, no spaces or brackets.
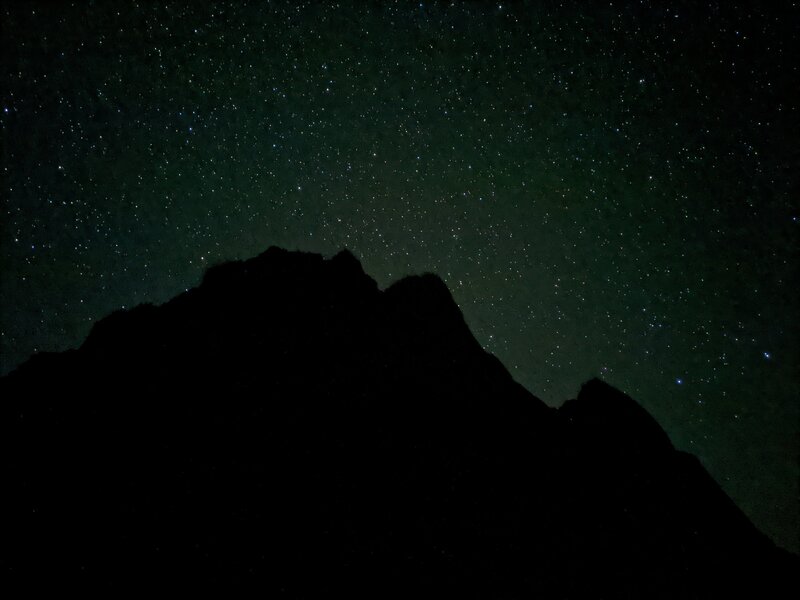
1,247,796,596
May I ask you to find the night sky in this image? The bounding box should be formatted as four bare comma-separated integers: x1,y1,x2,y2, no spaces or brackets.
1,2,797,552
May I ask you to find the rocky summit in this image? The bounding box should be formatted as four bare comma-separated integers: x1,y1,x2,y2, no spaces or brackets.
2,247,796,596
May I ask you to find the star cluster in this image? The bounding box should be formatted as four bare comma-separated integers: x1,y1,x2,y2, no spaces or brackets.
1,2,797,551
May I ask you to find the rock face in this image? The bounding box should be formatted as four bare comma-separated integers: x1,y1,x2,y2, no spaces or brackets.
1,247,796,596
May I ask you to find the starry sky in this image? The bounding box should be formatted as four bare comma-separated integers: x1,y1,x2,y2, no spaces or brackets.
1,2,797,552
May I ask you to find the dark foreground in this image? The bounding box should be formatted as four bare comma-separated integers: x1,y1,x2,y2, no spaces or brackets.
2,247,796,596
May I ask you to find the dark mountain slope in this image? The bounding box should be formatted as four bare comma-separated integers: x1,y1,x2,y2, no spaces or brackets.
1,247,795,597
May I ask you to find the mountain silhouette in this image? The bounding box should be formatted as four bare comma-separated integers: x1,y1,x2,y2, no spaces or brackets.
2,247,796,596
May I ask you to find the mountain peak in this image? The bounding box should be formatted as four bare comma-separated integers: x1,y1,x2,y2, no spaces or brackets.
2,246,795,595
559,377,674,455
330,247,363,270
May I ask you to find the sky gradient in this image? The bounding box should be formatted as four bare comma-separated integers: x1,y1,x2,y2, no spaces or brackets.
1,1,797,552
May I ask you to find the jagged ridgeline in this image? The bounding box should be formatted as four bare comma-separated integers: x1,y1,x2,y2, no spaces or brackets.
2,247,796,596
